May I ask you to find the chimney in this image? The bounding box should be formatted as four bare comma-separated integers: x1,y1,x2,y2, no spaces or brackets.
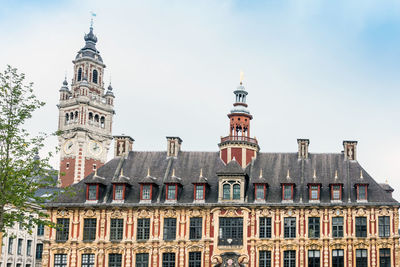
166,137,182,157
114,135,134,157
343,141,357,161
297,139,310,159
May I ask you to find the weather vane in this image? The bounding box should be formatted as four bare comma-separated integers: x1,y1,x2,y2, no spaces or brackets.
90,11,97,27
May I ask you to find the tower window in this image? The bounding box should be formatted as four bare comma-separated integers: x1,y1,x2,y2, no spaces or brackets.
89,112,93,121
74,111,78,122
100,116,105,128
65,113,69,124
77,68,82,81
66,162,70,169
93,164,96,171
92,70,98,84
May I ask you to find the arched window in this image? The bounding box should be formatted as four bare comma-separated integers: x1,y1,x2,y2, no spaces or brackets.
92,70,98,84
70,112,74,122
233,184,240,200
65,113,69,124
77,68,82,81
88,112,93,121
100,116,105,128
74,111,78,122
94,114,99,126
223,184,230,200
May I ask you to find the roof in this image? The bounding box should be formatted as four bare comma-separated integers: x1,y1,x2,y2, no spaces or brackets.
49,151,398,207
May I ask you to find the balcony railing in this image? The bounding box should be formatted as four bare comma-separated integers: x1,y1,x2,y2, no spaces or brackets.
220,135,258,144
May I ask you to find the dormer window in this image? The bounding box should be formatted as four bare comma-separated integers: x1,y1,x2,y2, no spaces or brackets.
113,184,125,201
166,184,177,200
194,184,205,201
140,184,152,201
331,184,342,201
356,184,368,201
255,184,266,201
308,184,320,201
221,180,242,201
87,184,98,201
282,184,294,201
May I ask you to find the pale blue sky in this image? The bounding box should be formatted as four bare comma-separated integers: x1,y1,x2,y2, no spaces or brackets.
0,0,399,200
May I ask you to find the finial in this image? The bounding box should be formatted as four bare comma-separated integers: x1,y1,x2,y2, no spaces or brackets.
313,169,316,179
90,12,96,28
240,71,244,85
172,168,175,177
360,170,364,179
147,168,150,177
94,168,97,176
385,179,388,184
286,169,290,178
259,169,263,178
334,170,338,179
200,168,203,177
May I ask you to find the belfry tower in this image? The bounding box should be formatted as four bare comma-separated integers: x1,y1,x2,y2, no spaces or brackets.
57,24,115,187
218,76,259,167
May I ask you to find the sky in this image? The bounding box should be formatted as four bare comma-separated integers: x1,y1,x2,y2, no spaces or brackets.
1,0,400,200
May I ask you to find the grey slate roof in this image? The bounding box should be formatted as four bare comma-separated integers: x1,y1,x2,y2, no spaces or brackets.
50,151,398,207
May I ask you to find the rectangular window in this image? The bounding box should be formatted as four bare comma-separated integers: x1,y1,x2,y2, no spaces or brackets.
332,250,344,267
141,185,151,200
162,253,175,267
8,237,13,254
284,250,296,267
256,185,265,200
109,254,122,267
37,224,45,236
379,216,390,237
26,240,32,256
357,185,367,200
82,254,95,267
36,244,43,259
167,185,177,200
189,252,201,267
308,217,320,238
83,218,97,241
332,217,344,238
379,249,391,267
189,217,202,240
54,254,67,267
310,185,319,200
114,185,124,200
332,185,341,200
284,217,296,238
136,253,149,267
163,218,176,240
56,218,70,242
308,250,320,267
355,217,367,237
87,185,98,200
259,217,272,239
17,238,22,255
283,185,293,200
218,217,243,246
137,218,150,240
259,251,271,267
110,219,124,241
195,185,204,200
356,249,367,267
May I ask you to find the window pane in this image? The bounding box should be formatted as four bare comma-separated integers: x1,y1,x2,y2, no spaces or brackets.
284,186,292,200
195,185,204,200
223,184,230,199
142,185,151,200
109,254,122,267
355,217,367,237
110,219,124,241
233,184,240,200
136,253,149,267
379,249,390,267
218,217,243,245
167,185,176,200
284,218,296,238
259,251,271,267
259,217,272,239
54,254,67,267
56,219,70,242
162,253,175,267
308,217,320,238
189,218,202,240
332,217,343,238
83,218,97,241
115,185,124,200
82,254,95,267
379,216,390,237
332,250,344,267
358,185,366,200
256,185,265,200
163,218,176,240
188,252,201,267
284,251,296,267
137,218,150,240
356,249,367,267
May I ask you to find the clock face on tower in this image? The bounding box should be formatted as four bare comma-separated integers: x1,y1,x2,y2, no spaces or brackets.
63,139,74,155
89,140,103,156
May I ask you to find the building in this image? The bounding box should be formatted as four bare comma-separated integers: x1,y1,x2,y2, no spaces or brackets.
44,25,400,267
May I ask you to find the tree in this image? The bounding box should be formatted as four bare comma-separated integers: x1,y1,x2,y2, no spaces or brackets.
0,65,58,240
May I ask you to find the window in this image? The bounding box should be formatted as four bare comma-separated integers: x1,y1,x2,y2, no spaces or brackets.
37,224,44,236
136,254,149,267
308,250,320,267
17,238,22,255
83,218,97,241
189,217,202,240
357,185,367,201
137,218,150,240
284,217,296,238
109,254,122,267
223,184,230,199
233,184,240,199
259,217,272,238
255,185,266,200
356,249,367,267
189,252,201,267
332,250,344,267
259,251,271,267
163,218,176,240
82,254,95,267
114,185,124,200
8,237,13,254
162,253,175,267
110,219,124,241
331,185,342,200
379,249,391,267
56,218,69,241
167,185,177,200
141,185,151,200
222,181,241,201
78,68,82,81
26,240,32,256
283,185,293,200
332,217,343,238
87,185,98,200
309,185,319,200
92,70,98,84
355,217,367,237
379,216,390,237
36,244,43,259
54,254,67,267
194,185,205,200
308,217,320,238
284,251,296,267
218,217,243,246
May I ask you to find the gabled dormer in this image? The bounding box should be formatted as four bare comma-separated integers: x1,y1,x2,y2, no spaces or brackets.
217,158,246,203
138,168,159,203
111,168,132,203
281,170,295,202
84,170,107,202
192,169,209,203
252,169,268,203
308,169,321,202
164,169,182,203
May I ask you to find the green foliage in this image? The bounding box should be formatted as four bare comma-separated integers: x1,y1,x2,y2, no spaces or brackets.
0,65,58,234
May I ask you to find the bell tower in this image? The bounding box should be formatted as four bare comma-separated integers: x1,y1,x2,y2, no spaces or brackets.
218,74,259,168
57,24,115,187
